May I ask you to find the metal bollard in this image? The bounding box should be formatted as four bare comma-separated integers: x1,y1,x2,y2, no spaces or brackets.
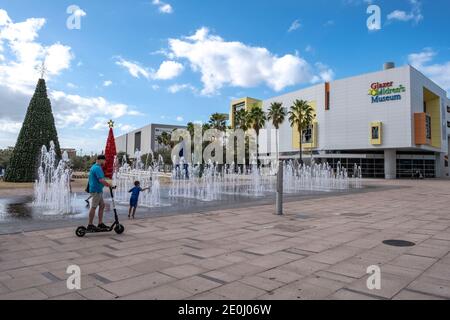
276,162,283,215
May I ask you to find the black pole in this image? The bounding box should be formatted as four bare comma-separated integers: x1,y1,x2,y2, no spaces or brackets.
276,162,283,215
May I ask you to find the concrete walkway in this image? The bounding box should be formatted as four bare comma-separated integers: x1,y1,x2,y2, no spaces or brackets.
0,180,449,300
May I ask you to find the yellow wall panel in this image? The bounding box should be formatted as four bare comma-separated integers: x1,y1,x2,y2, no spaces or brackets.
291,101,317,150
428,97,441,148
229,97,262,128
370,122,382,145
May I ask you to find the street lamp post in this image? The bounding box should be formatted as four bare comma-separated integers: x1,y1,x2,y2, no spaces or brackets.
276,161,283,215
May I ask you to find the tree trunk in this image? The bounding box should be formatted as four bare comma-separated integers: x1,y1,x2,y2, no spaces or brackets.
256,131,259,168
298,127,303,165
276,128,279,166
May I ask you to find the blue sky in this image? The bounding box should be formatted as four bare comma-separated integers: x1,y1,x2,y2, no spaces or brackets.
0,0,449,153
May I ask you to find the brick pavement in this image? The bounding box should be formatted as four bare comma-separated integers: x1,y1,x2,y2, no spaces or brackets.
0,179,449,300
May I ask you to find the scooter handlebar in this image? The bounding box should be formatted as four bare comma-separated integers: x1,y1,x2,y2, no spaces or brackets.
109,186,117,197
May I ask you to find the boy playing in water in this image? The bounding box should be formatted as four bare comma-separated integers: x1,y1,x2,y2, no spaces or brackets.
128,181,150,219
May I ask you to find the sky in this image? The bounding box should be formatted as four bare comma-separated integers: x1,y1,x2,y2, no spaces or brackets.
0,0,449,154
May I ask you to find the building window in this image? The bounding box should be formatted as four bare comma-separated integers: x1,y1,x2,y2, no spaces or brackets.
302,126,313,143
447,121,450,128
371,126,379,140
425,116,432,140
447,106,450,113
233,102,246,113
134,132,142,152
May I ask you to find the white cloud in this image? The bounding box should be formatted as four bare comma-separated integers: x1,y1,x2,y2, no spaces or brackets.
0,119,21,134
0,9,73,94
45,43,73,74
50,91,133,127
0,9,12,26
67,82,77,88
305,45,314,53
408,48,450,91
176,116,184,122
103,80,113,87
0,9,139,150
167,27,331,95
116,57,183,81
152,0,173,14
288,20,301,32
388,10,412,21
115,57,150,79
92,118,136,133
120,124,136,132
168,83,197,94
311,62,335,83
387,0,423,24
0,16,45,43
154,60,184,80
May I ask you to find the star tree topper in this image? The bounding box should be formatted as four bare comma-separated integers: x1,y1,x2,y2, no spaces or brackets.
108,120,115,128
37,60,48,79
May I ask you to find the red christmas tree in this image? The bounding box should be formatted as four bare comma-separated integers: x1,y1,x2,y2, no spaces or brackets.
104,120,117,179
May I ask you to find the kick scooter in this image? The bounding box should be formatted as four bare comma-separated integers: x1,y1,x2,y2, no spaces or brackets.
76,186,125,237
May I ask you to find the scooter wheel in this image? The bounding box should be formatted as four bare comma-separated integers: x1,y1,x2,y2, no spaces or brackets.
114,224,125,235
76,226,87,238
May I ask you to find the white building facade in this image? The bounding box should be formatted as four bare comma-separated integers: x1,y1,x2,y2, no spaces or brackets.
116,123,187,157
255,64,449,179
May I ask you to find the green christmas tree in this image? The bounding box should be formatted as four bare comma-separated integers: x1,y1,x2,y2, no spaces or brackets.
5,78,61,182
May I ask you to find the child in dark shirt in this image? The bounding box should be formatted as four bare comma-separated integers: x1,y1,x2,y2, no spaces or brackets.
128,181,150,219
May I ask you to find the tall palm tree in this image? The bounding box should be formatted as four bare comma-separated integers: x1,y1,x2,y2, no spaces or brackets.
248,106,267,166
289,99,314,164
186,122,195,138
267,102,286,164
208,113,228,131
235,109,251,131
234,109,252,168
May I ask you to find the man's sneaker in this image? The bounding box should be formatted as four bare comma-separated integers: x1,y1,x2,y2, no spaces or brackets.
98,223,109,231
87,224,99,232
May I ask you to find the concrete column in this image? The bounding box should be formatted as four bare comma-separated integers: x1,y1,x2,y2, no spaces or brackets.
435,153,445,178
384,149,397,179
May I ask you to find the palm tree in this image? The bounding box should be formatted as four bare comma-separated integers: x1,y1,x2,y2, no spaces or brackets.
186,122,195,138
248,105,267,166
233,109,252,169
208,113,228,131
156,135,164,149
157,131,172,149
289,99,314,164
267,102,286,164
235,109,251,131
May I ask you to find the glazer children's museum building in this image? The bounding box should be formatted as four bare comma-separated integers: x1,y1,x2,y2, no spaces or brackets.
231,63,450,179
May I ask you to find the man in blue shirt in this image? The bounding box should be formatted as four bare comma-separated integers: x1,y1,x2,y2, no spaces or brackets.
87,155,112,231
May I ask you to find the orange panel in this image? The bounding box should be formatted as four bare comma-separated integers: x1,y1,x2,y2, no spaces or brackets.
325,82,330,111
414,113,427,145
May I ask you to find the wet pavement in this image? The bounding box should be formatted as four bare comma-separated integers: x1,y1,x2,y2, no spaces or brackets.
0,185,382,235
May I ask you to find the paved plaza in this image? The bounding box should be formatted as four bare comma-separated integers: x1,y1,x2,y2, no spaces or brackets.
0,179,449,300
